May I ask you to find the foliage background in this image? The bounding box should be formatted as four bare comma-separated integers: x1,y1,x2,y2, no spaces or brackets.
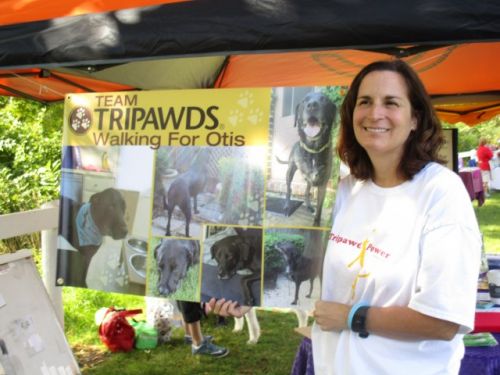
0,97,63,251
444,118,500,152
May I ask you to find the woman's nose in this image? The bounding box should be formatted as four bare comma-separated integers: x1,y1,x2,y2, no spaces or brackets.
367,103,385,120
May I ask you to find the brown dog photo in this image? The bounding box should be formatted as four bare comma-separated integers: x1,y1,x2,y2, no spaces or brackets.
200,226,263,306
57,145,154,295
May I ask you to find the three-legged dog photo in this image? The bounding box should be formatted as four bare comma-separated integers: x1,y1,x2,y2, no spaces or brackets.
164,148,210,238
152,146,266,238
263,228,324,309
266,88,338,228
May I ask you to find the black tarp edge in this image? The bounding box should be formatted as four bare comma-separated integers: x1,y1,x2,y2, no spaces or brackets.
0,0,499,69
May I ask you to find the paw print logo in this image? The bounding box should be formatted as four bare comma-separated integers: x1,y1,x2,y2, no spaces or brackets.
247,108,264,125
68,106,92,135
228,109,243,126
237,91,254,109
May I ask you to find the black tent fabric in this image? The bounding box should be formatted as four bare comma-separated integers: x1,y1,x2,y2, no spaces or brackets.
1,0,500,69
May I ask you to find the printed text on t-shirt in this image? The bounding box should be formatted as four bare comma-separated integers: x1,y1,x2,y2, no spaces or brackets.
329,232,391,259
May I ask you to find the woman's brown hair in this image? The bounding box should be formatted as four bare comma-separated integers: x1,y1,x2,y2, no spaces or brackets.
337,59,444,181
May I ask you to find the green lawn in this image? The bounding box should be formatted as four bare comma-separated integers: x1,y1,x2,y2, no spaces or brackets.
83,312,303,375
65,292,304,375
474,189,500,254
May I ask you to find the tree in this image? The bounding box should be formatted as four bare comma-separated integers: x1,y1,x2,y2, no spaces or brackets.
0,97,63,251
444,117,500,152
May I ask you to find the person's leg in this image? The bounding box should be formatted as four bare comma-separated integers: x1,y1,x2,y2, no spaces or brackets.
177,301,211,344
482,170,491,197
177,301,228,357
185,320,203,346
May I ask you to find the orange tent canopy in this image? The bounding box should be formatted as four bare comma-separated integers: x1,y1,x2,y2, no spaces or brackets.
215,44,500,125
0,0,187,26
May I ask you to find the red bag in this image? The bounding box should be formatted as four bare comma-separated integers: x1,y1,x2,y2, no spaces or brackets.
98,307,142,352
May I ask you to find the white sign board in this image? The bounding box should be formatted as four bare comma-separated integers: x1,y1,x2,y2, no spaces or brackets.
0,250,79,375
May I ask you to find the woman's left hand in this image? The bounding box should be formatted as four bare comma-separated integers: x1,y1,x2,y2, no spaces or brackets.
313,300,350,331
206,298,252,318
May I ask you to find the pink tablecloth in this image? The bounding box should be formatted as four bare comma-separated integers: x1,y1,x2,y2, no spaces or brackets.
459,168,485,207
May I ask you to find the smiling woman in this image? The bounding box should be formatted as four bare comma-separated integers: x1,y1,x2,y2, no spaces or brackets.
312,60,482,375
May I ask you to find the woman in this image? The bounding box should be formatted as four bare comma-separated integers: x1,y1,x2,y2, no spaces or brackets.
312,60,481,374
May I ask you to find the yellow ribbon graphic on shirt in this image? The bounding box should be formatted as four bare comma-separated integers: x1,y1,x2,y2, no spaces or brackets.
347,239,371,300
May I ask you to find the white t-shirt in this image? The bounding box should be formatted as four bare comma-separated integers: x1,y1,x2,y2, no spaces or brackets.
312,162,481,375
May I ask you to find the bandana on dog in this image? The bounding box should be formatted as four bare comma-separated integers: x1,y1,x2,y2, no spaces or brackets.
76,202,103,247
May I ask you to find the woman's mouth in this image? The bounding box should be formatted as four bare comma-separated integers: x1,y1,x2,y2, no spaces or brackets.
363,126,389,133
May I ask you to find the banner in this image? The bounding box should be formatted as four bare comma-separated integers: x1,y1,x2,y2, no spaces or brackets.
56,87,340,309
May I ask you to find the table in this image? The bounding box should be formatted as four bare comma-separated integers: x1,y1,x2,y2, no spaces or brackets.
291,337,314,375
291,334,500,375
460,333,500,375
459,167,485,207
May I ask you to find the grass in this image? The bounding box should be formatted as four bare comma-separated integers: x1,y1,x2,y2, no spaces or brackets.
66,296,303,375
474,189,500,254
82,312,303,375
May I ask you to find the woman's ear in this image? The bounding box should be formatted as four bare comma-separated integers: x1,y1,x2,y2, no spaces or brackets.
411,117,417,131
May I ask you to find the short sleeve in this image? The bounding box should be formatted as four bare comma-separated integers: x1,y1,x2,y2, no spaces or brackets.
409,181,481,333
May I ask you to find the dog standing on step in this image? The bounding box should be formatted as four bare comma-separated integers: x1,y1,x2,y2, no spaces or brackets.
278,92,337,226
165,148,209,237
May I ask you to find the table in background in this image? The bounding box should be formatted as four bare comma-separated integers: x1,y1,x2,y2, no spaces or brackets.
460,333,500,375
291,335,500,375
459,167,485,207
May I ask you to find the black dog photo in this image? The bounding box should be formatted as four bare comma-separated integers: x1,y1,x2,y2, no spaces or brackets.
57,145,154,295
265,87,341,228
151,146,265,238
263,228,325,309
146,237,201,301
200,226,263,306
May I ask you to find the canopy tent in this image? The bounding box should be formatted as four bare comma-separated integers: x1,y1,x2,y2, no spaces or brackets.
0,0,499,125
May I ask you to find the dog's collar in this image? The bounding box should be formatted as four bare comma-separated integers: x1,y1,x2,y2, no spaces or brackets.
304,134,322,142
299,140,330,154
76,202,103,247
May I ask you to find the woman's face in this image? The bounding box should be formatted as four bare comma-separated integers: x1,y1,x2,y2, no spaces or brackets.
352,70,417,162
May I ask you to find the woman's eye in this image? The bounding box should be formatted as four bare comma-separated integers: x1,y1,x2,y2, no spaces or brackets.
386,101,399,107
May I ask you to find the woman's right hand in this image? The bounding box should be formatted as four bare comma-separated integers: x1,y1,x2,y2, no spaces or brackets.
206,298,252,318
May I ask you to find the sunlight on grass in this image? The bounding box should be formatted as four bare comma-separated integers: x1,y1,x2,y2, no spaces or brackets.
63,288,144,346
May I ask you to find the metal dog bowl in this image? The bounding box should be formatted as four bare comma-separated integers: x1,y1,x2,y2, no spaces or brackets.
126,237,147,254
124,236,148,284
129,254,147,279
